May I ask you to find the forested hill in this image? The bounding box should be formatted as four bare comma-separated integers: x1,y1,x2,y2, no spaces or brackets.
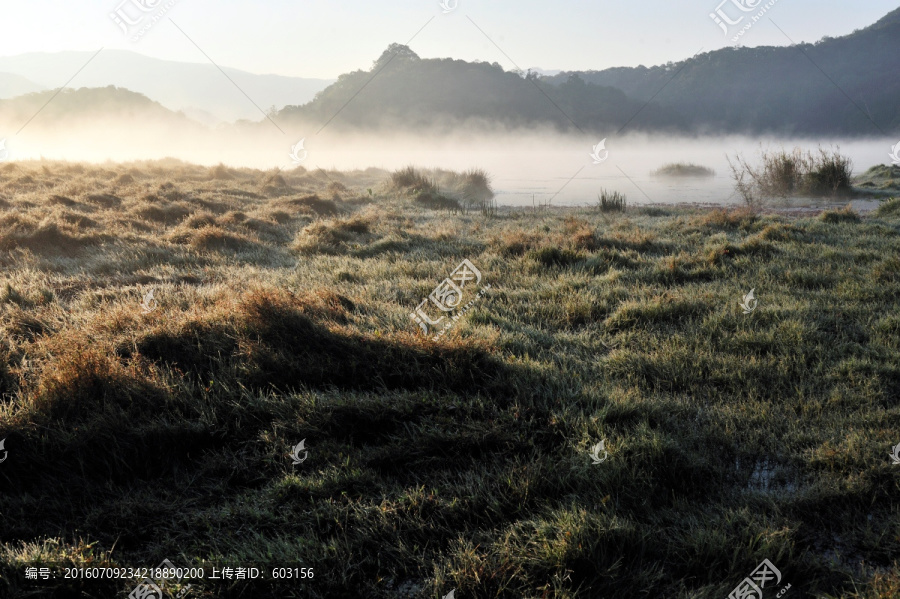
276,44,685,134
279,7,899,136
544,7,900,135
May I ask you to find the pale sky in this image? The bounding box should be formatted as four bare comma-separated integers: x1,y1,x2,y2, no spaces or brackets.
0,1,896,78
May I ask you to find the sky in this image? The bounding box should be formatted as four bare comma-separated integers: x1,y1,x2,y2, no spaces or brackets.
0,1,896,79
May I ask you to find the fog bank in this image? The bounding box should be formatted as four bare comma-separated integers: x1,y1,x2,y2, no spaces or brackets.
1,116,894,206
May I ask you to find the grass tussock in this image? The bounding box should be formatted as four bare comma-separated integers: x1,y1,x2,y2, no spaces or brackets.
293,215,376,254
415,190,462,212
874,196,900,217
209,163,235,180
691,208,757,230
852,164,900,193
276,193,340,217
820,204,861,224
597,189,627,212
391,165,494,212
652,162,715,177
0,218,106,253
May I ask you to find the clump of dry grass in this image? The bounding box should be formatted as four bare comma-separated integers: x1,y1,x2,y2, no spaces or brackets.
47,195,76,207
169,223,257,251
0,217,106,253
390,166,494,212
27,337,164,423
57,211,98,229
754,222,801,242
84,194,122,208
157,182,188,201
493,230,543,256
820,204,861,223
390,166,435,193
652,163,715,177
259,170,291,197
277,194,339,216
293,215,375,254
597,189,627,212
181,211,219,229
218,211,247,225
134,203,191,224
209,163,234,180
326,180,348,195
563,217,598,251
690,208,757,230
415,190,461,212
728,146,854,208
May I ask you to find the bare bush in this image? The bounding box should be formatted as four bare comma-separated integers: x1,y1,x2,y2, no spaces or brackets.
727,146,853,210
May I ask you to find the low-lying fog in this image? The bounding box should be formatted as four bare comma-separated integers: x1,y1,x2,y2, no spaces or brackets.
2,119,893,208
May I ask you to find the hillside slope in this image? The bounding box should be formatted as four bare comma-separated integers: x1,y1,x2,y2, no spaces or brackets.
545,8,900,135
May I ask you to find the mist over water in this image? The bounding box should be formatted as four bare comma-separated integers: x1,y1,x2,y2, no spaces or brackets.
3,119,893,208
301,131,895,207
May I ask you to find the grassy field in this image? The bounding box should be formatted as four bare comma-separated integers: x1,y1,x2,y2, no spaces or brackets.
0,159,898,598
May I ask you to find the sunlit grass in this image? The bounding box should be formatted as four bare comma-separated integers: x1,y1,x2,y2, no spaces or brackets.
0,160,897,598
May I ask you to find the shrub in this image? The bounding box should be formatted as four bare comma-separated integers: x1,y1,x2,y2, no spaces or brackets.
727,146,854,208
390,166,435,193
456,168,494,213
391,167,495,214
806,148,853,196
598,189,627,212
652,163,715,177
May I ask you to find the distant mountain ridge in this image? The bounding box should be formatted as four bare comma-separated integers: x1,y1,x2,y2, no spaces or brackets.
0,72,44,98
275,7,899,135
543,7,900,135
0,8,896,136
0,50,333,125
0,86,203,134
276,44,684,133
